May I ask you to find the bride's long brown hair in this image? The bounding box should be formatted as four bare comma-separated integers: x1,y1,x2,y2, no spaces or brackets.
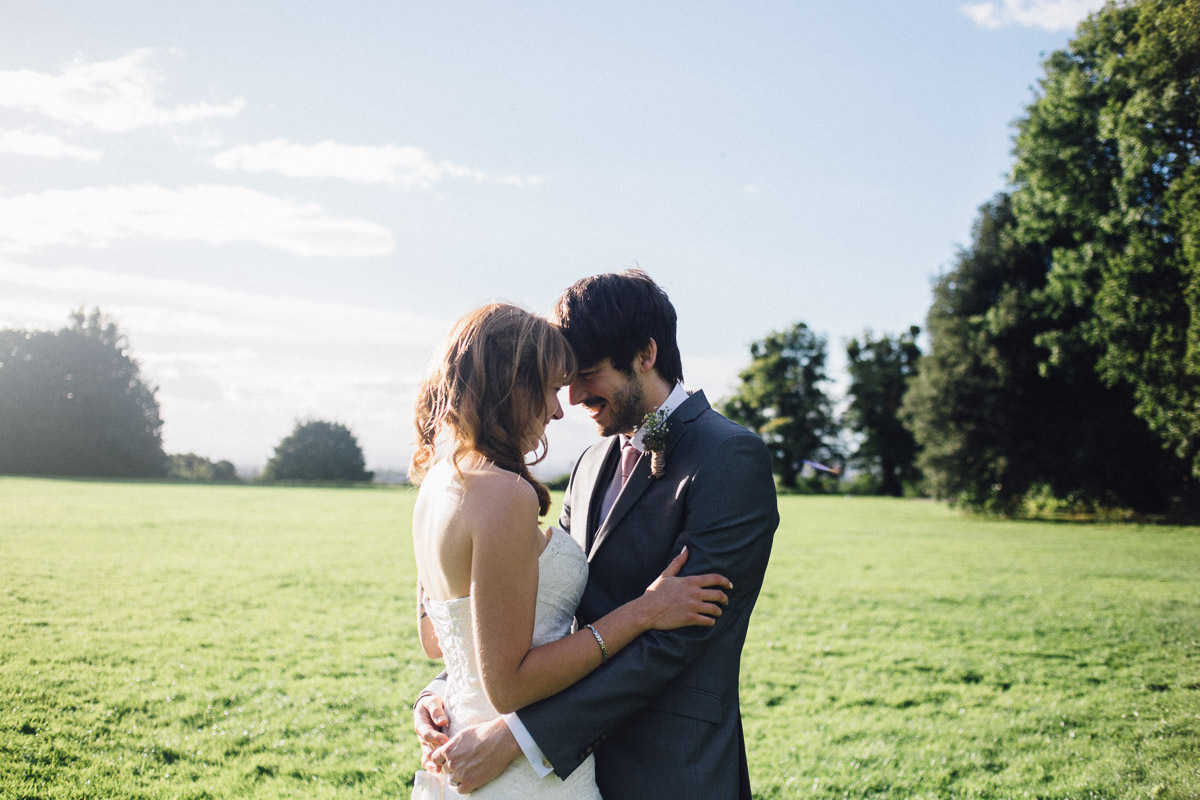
409,303,576,517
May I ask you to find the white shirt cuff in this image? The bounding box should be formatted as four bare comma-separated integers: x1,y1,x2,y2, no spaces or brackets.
503,713,553,778
420,677,448,700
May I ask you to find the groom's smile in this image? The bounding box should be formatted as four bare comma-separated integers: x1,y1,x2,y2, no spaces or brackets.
570,359,649,437
582,398,607,420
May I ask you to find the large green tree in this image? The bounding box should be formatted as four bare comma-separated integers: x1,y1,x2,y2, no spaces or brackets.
0,309,165,477
722,322,838,489
844,327,922,496
262,420,373,482
1011,0,1200,479
903,194,1183,513
903,195,1054,512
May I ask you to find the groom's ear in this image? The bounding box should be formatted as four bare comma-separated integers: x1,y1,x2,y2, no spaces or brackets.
634,338,658,374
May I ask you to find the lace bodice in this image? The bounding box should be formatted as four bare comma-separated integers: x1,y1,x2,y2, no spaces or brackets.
422,527,599,799
424,527,589,731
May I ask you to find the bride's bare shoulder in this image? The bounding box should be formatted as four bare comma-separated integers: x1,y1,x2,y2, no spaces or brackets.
461,463,538,516
421,458,538,526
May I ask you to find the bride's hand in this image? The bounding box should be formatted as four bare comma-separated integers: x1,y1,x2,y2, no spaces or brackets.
639,547,732,630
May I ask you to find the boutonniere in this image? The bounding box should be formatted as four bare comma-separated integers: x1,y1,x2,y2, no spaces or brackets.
641,409,670,478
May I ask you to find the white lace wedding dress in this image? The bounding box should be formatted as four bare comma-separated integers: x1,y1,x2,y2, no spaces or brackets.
422,528,602,799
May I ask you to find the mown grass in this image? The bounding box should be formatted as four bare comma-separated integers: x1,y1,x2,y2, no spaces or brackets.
744,497,1200,799
1,479,1197,799
2,479,420,799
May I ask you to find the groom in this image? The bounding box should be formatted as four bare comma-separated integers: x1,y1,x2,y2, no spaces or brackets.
416,270,779,798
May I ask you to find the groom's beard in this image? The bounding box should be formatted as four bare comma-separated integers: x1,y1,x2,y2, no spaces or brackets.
593,376,648,438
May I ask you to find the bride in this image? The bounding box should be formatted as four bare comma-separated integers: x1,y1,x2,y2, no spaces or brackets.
408,304,730,799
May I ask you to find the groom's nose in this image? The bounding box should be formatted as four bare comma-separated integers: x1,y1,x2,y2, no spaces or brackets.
568,380,588,406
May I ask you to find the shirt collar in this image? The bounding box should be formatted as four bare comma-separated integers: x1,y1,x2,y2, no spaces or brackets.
628,382,689,453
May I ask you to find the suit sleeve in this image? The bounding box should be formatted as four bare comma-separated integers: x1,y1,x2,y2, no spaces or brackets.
516,431,778,778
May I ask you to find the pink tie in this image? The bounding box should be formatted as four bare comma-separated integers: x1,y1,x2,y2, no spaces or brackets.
619,442,640,483
600,442,640,521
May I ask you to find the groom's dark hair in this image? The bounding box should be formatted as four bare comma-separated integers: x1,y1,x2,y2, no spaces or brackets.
552,269,684,385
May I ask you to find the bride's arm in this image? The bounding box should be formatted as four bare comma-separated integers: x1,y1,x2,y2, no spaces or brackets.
472,480,730,715
416,581,442,659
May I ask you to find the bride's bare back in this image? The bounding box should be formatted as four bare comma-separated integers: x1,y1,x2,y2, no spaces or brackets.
412,457,547,604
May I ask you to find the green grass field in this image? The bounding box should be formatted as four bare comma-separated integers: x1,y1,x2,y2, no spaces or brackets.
1,478,1197,799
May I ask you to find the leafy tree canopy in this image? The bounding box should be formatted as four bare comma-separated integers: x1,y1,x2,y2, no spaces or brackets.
1011,0,1200,478
844,327,922,497
902,0,1200,514
903,194,1185,514
0,309,165,477
166,453,239,482
262,420,373,483
722,322,838,489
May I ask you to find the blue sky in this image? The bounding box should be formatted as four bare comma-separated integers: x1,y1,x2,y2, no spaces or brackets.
0,0,1105,476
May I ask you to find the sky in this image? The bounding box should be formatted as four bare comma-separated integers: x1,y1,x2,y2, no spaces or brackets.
0,0,1107,478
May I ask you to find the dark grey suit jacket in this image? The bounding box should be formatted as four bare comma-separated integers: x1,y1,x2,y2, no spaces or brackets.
516,391,778,800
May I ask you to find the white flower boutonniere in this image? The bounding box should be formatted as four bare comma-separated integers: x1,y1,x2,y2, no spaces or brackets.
641,409,670,478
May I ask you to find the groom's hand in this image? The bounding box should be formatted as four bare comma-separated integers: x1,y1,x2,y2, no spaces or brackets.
430,717,521,793
413,694,449,772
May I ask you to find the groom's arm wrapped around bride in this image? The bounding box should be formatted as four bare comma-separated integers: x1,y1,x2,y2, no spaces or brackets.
518,400,778,797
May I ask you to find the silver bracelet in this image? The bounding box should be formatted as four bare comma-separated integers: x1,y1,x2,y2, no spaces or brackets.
585,623,609,665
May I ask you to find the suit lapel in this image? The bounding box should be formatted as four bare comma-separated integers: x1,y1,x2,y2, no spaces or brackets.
588,451,649,559
586,391,708,560
578,437,622,555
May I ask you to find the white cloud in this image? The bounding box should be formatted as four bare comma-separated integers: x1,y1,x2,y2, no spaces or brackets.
0,184,395,257
0,129,102,161
960,0,1105,31
0,48,244,132
0,261,443,347
211,138,547,189
0,260,597,473
0,260,447,467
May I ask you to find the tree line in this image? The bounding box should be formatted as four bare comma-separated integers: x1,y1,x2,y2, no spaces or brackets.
0,309,372,483
721,323,922,497
2,1,1194,512
726,0,1199,515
